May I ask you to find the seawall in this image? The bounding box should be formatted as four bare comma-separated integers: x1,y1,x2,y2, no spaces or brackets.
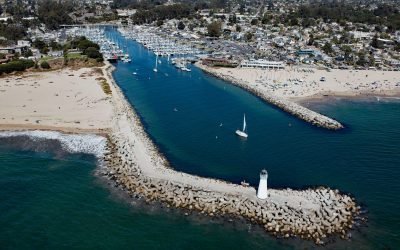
102,62,359,245
195,63,344,130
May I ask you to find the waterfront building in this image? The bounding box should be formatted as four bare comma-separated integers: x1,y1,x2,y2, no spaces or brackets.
240,59,285,69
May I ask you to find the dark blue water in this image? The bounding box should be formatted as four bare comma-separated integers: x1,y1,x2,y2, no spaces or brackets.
0,26,399,249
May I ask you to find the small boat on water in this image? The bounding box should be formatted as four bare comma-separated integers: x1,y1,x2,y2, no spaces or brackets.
241,180,249,187
132,72,137,75
153,54,158,72
235,114,248,138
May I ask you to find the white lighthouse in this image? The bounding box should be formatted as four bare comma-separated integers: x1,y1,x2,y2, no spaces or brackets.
257,169,268,199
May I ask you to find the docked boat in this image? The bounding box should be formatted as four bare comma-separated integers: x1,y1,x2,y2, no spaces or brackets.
235,114,248,138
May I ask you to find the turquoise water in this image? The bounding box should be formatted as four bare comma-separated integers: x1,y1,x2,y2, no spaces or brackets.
1,27,400,249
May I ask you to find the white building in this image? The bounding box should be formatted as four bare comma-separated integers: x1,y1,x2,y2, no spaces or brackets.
240,59,285,69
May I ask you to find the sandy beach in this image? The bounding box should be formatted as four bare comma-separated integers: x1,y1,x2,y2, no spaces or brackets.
204,66,400,101
0,67,113,133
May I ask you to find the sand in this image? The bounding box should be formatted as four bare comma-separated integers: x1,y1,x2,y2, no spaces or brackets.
0,68,113,132
205,66,400,101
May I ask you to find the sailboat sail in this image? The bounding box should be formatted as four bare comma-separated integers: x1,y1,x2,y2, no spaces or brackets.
243,114,246,132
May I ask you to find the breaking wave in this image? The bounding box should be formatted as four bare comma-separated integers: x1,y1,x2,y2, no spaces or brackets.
0,130,107,157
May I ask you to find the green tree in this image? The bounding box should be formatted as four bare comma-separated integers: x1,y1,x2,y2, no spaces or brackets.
262,13,272,24
307,34,314,46
371,34,383,49
341,45,352,59
251,19,259,26
368,55,375,66
356,52,367,66
38,0,73,30
156,20,163,26
322,42,333,54
177,21,185,30
40,61,50,69
245,32,254,42
84,47,102,60
207,21,222,37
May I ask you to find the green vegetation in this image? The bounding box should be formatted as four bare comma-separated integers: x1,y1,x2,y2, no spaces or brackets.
66,53,86,59
40,61,50,69
178,21,186,30
96,77,112,95
64,37,103,62
207,21,222,37
38,0,74,29
0,23,26,41
0,59,35,75
322,42,333,55
131,4,192,24
290,3,400,31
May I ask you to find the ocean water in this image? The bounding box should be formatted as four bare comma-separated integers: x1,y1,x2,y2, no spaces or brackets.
1,27,399,249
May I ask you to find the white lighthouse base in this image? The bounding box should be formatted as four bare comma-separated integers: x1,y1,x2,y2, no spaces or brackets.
257,179,268,199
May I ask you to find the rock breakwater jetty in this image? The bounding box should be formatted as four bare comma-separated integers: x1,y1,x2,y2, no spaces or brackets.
196,63,344,130
102,63,359,244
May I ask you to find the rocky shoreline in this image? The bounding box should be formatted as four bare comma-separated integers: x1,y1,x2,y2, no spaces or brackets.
101,63,360,245
195,63,344,130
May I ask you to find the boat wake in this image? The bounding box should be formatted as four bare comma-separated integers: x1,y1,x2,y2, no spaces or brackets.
0,130,107,158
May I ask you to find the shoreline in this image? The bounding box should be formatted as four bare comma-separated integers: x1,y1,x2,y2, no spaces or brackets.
292,89,400,103
195,63,344,130
0,62,361,245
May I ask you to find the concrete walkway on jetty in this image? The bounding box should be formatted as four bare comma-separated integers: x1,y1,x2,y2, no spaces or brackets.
102,63,358,244
195,63,344,130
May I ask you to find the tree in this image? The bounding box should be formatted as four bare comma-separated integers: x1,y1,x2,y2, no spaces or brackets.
207,21,222,37
177,21,185,30
236,25,242,32
245,32,254,42
40,61,50,69
262,13,272,24
322,42,333,54
251,19,259,26
84,47,102,60
368,55,375,66
341,45,352,59
38,0,73,30
307,34,314,46
156,20,163,26
356,52,367,66
371,34,383,49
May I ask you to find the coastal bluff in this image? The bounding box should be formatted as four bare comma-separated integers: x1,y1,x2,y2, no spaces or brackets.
102,63,359,245
195,63,344,130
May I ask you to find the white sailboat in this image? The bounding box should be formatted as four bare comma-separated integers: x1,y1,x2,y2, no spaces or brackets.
153,54,158,72
235,114,248,138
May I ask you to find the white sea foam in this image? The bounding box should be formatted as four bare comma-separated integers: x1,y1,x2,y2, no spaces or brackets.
0,130,107,157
